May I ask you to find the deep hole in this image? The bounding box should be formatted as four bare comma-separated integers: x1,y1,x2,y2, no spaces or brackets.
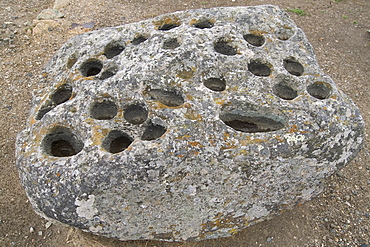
149,89,184,107
163,38,180,49
90,99,118,120
273,83,298,100
35,104,54,120
214,40,237,55
243,34,265,46
248,60,272,77
52,84,72,105
204,78,226,91
132,35,148,45
102,130,133,153
307,82,332,100
80,59,103,77
158,23,180,31
100,69,116,80
124,104,148,125
42,126,83,157
276,28,294,41
104,43,125,59
283,58,304,76
141,122,167,141
193,20,214,29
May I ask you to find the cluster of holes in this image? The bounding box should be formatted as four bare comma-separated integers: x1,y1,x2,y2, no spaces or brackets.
40,17,334,156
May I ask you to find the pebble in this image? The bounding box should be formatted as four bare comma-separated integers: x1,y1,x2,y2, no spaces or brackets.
37,9,65,20
29,227,34,233
266,236,273,242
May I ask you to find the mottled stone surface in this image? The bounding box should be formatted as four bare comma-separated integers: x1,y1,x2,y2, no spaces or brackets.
16,5,364,241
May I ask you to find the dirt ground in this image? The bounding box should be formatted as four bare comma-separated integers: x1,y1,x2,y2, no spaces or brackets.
0,0,369,246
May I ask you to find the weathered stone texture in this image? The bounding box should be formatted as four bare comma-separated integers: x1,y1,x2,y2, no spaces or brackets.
16,5,364,241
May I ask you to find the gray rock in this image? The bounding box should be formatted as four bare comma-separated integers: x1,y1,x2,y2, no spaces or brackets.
37,9,64,20
16,5,364,241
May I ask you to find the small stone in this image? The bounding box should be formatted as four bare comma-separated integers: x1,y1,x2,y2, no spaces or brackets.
45,221,52,229
266,236,273,242
37,9,64,20
53,0,71,9
38,231,43,236
32,20,60,35
29,227,34,233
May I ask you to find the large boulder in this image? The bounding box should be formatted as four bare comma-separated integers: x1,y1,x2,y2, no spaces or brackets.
16,5,364,241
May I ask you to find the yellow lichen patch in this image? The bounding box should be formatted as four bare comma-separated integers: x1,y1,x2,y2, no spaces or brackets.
188,141,203,148
177,67,195,79
239,138,265,145
228,228,239,235
273,135,285,142
289,124,298,133
91,125,109,146
150,101,184,110
184,108,202,120
249,30,269,36
153,16,181,30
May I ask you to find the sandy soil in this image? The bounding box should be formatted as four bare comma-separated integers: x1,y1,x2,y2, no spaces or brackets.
0,0,369,246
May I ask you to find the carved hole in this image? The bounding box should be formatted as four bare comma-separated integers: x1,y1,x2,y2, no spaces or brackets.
141,122,167,141
80,59,103,77
283,58,304,76
193,20,214,29
149,89,184,107
102,130,133,154
124,104,148,125
132,35,148,45
90,99,118,120
35,103,53,120
220,104,286,133
307,81,332,100
104,41,125,59
214,39,237,55
248,60,272,77
158,23,180,31
163,38,180,49
243,34,265,46
273,83,298,100
204,78,226,91
42,126,83,157
52,84,72,105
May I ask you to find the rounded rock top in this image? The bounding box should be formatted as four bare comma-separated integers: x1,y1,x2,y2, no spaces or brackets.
16,5,364,242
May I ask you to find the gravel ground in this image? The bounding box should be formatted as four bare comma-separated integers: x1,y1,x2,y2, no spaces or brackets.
0,0,369,246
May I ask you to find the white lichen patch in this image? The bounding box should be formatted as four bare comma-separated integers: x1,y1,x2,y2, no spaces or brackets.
75,194,98,220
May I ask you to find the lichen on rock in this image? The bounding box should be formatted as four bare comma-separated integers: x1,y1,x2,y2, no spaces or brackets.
16,5,364,241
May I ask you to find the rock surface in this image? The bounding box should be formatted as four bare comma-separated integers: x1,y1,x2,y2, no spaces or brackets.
16,5,364,241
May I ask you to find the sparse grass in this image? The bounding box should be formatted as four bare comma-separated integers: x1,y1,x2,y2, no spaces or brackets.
353,20,358,24
342,15,348,19
286,8,306,16
335,0,345,2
